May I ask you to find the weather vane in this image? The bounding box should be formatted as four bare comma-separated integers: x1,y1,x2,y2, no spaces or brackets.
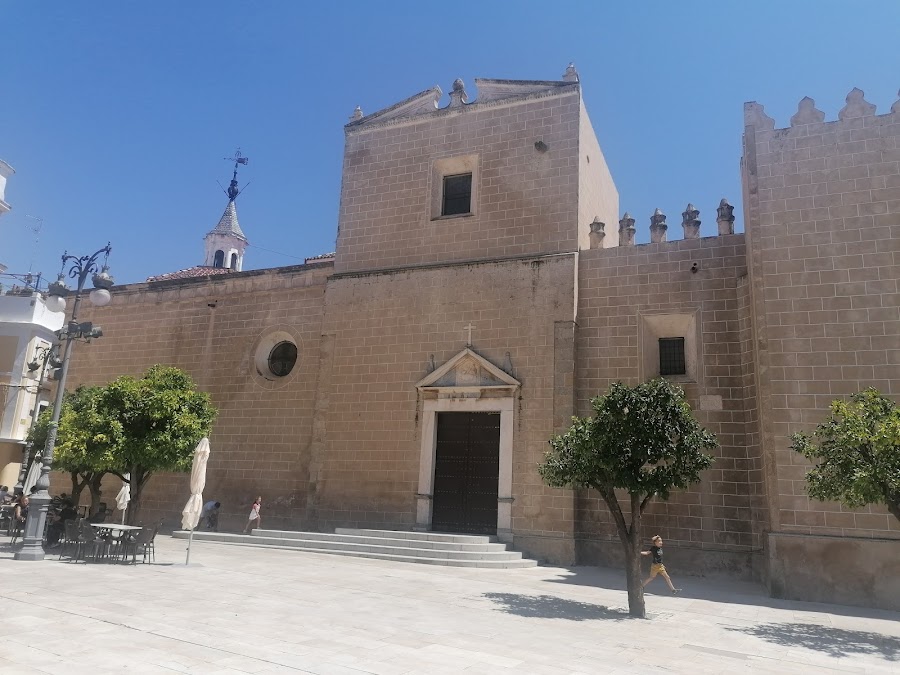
222,148,249,201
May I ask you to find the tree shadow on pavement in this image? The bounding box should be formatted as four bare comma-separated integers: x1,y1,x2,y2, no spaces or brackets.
727,622,900,661
482,592,632,621
545,566,899,622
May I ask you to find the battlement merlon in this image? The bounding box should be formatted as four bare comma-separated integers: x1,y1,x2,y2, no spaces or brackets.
743,87,900,137
741,87,900,219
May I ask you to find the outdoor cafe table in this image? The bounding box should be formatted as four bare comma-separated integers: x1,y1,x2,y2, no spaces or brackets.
92,523,143,535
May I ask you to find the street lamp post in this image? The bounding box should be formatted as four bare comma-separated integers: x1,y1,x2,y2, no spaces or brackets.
13,344,62,497
15,244,113,562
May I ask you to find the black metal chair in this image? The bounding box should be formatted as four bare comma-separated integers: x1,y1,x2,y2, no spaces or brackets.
120,526,156,564
58,519,80,560
74,521,108,563
0,505,12,534
9,518,24,544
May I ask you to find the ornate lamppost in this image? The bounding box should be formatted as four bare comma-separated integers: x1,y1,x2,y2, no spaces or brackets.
13,343,62,497
15,244,114,561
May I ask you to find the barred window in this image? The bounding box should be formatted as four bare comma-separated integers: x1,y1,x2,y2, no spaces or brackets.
658,337,686,376
442,173,472,216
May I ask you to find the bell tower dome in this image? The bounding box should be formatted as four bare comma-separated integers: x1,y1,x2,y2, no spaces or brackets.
204,149,249,271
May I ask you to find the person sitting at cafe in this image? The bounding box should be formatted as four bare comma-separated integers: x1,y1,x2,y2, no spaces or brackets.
13,495,29,526
47,499,78,547
88,502,110,524
0,486,10,503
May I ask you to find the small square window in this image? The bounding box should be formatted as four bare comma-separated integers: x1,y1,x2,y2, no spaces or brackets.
659,337,686,376
442,173,472,216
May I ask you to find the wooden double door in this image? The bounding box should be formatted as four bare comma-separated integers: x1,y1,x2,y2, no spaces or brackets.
431,412,500,535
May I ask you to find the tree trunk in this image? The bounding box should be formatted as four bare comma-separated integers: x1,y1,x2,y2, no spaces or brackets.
69,472,87,505
886,497,900,523
87,473,105,516
126,469,150,525
624,542,646,619
593,484,647,619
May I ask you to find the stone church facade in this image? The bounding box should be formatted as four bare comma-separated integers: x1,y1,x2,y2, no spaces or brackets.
62,68,899,610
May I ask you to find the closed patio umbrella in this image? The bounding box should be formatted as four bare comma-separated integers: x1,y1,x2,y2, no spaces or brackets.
181,437,210,565
23,454,42,494
115,473,131,524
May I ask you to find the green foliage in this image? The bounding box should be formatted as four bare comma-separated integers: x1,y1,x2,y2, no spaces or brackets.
540,379,718,503
28,386,120,510
51,387,121,473
791,388,900,521
99,365,217,481
33,366,216,519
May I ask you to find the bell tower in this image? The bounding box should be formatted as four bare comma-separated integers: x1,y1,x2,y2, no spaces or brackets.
204,149,249,271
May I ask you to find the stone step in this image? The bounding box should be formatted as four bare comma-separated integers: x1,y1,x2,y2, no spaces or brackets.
171,530,538,568
253,529,508,552
173,531,523,561
334,528,497,544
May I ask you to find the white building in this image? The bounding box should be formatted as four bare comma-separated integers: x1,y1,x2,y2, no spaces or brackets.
0,292,64,489
0,158,14,218
0,157,66,489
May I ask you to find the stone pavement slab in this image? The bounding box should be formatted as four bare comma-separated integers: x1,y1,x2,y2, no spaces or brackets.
0,535,898,674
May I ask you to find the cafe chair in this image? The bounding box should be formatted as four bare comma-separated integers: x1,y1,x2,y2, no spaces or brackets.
74,521,108,563
58,519,81,560
120,526,156,564
9,518,24,545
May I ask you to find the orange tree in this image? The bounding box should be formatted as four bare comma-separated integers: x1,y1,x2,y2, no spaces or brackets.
28,386,120,515
96,365,217,523
540,379,717,618
791,388,899,522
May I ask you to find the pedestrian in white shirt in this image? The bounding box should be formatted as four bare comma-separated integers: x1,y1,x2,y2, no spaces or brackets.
242,496,261,534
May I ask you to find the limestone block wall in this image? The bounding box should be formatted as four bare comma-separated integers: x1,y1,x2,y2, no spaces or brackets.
577,100,619,250
742,90,900,610
736,272,768,554
58,263,331,531
742,91,900,540
335,91,583,274
311,253,579,563
575,233,758,578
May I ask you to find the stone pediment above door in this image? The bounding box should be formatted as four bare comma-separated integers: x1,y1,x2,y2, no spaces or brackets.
416,348,520,399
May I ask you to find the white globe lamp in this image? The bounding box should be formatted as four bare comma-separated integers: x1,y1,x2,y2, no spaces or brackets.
44,294,67,313
90,264,115,307
89,288,111,306
45,273,69,313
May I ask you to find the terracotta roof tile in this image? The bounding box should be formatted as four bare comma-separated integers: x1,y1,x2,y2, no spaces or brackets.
147,266,233,282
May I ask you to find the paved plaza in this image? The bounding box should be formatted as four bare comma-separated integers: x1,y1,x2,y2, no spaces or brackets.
1,535,898,674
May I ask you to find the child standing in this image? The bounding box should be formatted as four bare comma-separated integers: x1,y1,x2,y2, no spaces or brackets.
641,535,681,594
243,496,262,534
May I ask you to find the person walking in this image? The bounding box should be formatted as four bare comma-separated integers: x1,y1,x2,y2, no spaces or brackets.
641,535,681,594
242,496,261,534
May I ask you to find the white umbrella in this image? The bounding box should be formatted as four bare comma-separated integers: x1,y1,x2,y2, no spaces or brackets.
115,473,131,524
23,455,42,494
181,437,210,565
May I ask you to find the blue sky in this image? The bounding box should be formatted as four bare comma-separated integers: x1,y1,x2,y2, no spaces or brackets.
2,1,899,285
